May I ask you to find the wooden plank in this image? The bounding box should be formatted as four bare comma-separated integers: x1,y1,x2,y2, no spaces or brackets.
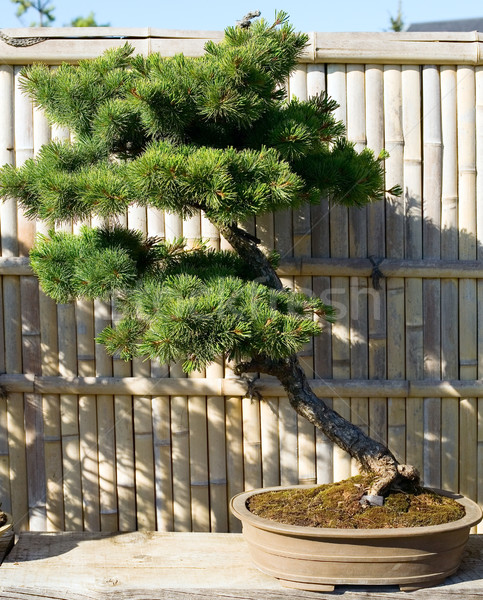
1,531,483,599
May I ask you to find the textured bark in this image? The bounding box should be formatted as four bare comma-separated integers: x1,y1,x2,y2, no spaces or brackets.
218,218,420,496
235,356,419,496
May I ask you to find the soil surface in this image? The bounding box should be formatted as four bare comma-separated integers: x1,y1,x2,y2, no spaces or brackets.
247,475,466,528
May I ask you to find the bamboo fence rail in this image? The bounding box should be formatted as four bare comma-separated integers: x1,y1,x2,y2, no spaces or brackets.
0,29,482,533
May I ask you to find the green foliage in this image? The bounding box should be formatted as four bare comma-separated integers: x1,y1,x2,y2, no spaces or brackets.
98,274,334,373
69,12,110,27
12,0,55,27
388,1,405,32
1,12,396,374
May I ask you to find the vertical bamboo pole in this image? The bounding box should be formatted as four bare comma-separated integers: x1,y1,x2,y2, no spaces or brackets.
33,104,64,531
164,212,190,530
114,386,136,531
0,393,9,517
51,114,81,531
422,65,442,488
313,277,333,484
95,300,117,532
365,64,388,467
188,394,209,531
242,397,262,490
207,394,227,531
441,66,459,493
226,396,243,532
347,64,368,474
201,214,227,531
476,66,483,529
260,398,280,487
75,298,99,531
289,65,316,484
58,290,81,530
133,395,156,530
457,65,477,501
14,68,47,531
127,205,156,529
78,394,99,531
15,67,35,254
307,66,333,483
152,393,173,531
279,397,298,485
383,65,405,457
326,63,351,481
171,394,191,531
147,206,173,530
33,104,63,531
402,65,423,472
2,64,29,530
183,212,210,531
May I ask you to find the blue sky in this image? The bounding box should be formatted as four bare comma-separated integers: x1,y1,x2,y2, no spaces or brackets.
1,0,482,32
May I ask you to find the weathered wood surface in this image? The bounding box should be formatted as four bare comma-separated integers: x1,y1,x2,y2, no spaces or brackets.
1,532,483,599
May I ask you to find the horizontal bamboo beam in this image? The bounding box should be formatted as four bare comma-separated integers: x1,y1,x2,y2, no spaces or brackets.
1,374,482,398
277,257,483,278
0,29,314,64
1,29,483,64
3,256,483,278
315,32,483,65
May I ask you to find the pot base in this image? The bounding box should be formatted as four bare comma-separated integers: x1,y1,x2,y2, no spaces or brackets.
279,575,448,593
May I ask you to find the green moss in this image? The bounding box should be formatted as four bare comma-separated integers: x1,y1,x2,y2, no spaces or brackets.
247,475,466,529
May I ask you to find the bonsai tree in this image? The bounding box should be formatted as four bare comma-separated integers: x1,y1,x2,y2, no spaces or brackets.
0,12,418,501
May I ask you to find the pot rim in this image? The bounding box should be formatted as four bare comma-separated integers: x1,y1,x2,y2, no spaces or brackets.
230,485,482,539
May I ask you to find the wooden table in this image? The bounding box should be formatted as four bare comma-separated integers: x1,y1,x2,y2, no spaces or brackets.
0,531,482,599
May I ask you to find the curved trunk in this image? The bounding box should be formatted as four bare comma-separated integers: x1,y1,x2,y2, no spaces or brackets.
217,220,420,496
235,355,419,496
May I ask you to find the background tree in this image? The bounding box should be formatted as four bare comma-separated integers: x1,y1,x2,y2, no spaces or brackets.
68,12,110,27
11,0,55,27
10,0,109,28
388,0,405,32
0,12,417,501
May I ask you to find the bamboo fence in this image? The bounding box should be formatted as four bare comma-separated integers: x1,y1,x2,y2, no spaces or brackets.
0,29,482,533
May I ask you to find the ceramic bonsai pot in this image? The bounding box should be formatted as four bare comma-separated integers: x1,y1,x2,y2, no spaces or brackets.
230,485,482,592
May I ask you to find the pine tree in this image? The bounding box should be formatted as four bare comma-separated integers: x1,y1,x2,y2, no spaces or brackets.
0,12,418,501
